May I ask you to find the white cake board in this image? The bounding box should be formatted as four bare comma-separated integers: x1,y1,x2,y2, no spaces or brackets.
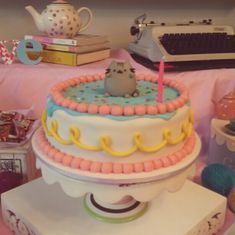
1,178,226,235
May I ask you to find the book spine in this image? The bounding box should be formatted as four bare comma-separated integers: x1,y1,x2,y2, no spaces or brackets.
27,50,77,66
43,44,78,53
24,35,78,46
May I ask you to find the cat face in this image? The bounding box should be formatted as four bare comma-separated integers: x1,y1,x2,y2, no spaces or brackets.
105,61,135,79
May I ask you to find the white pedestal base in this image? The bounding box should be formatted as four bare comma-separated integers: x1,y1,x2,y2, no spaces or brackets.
1,178,226,235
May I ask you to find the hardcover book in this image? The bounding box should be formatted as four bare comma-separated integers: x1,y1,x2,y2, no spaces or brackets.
42,41,110,53
24,34,109,46
27,48,110,66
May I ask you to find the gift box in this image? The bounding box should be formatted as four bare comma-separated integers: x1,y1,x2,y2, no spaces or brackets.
0,109,40,194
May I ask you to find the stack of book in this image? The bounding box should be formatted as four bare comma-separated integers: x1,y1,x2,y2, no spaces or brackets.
24,34,110,66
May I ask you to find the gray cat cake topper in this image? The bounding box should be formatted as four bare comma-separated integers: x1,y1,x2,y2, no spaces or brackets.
104,60,139,97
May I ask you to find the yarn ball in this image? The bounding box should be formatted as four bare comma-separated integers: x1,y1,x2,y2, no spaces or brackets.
201,163,235,196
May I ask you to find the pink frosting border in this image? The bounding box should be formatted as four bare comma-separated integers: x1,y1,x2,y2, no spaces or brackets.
50,74,190,116
36,129,196,174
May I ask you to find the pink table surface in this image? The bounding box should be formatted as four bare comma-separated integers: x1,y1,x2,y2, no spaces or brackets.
0,49,235,234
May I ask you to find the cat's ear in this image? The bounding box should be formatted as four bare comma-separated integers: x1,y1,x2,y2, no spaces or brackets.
108,60,117,68
124,60,132,68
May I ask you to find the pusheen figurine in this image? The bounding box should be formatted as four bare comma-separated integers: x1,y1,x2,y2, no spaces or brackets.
104,61,139,97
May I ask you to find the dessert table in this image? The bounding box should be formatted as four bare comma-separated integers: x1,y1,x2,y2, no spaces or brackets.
0,49,235,234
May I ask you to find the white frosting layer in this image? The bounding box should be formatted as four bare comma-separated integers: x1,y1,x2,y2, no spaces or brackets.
211,118,235,152
45,105,192,162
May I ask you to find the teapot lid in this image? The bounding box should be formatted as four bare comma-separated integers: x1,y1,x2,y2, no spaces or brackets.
52,0,69,4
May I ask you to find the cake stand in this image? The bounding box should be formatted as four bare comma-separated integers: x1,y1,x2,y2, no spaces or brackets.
31,128,201,223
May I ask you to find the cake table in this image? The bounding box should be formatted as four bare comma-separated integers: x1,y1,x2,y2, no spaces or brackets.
32,128,202,222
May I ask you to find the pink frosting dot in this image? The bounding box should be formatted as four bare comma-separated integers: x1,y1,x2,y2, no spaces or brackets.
157,103,167,114
62,155,73,166
144,161,154,172
135,105,146,115
172,99,181,108
184,145,193,154
134,163,144,173
176,97,185,107
161,157,172,167
52,93,61,100
61,98,71,108
88,104,99,114
60,82,69,90
101,162,113,174
54,152,64,163
166,102,175,112
67,79,77,86
99,104,110,115
77,103,88,113
54,97,63,106
79,76,87,83
146,105,158,115
80,160,92,171
123,106,134,116
70,158,81,169
174,151,184,161
178,149,187,159
87,75,94,82
145,75,152,81
90,162,102,173
43,145,52,155
113,163,123,173
179,148,188,157
169,80,178,87
48,148,57,158
51,85,60,92
111,105,123,116
123,164,134,174
181,93,189,102
56,83,65,91
72,78,80,85
153,159,163,169
94,74,101,81
68,101,78,110
169,154,180,164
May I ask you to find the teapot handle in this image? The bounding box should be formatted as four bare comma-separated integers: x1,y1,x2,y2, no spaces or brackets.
77,7,93,32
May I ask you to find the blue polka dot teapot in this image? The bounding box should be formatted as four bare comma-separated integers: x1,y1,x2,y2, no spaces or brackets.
25,0,93,38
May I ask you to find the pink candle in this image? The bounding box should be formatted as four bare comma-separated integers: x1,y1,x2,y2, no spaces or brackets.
157,58,164,103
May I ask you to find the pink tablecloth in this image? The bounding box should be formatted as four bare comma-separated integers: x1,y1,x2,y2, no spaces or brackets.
0,49,235,234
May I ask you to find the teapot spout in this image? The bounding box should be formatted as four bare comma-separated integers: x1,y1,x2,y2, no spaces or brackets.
25,5,45,32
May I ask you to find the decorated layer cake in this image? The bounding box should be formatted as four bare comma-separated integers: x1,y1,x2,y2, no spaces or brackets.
36,61,197,183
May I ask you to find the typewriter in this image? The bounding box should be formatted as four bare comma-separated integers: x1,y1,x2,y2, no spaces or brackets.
128,14,235,71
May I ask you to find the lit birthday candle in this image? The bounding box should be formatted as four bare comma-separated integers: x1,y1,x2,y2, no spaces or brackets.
157,58,164,103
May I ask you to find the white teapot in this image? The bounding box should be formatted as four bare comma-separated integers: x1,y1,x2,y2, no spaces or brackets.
25,0,93,38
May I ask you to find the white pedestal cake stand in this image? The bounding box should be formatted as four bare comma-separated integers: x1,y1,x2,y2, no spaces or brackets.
1,131,227,235
31,129,201,223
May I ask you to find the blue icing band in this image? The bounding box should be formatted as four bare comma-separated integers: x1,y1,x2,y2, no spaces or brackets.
62,80,179,106
47,97,180,121
47,80,184,121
